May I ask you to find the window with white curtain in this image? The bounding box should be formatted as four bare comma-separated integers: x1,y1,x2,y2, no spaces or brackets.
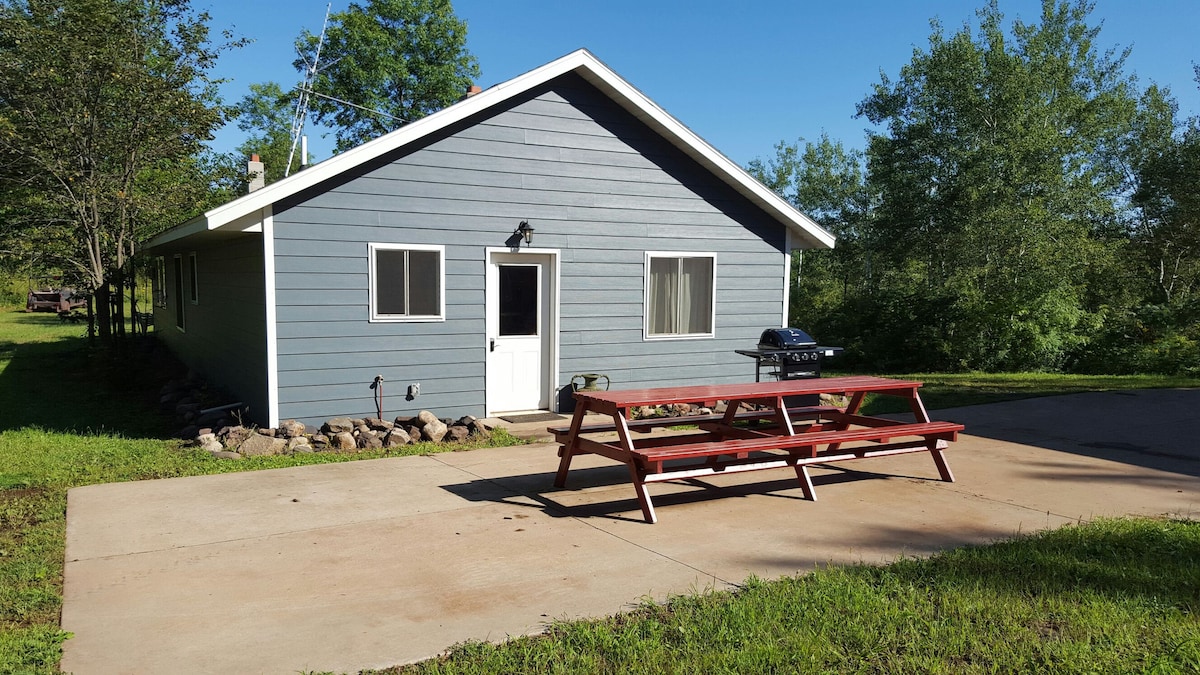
644,252,715,339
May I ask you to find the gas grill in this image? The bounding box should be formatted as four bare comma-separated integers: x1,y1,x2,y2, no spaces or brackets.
735,328,844,382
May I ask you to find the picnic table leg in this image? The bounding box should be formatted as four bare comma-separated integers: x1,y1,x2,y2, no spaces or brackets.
792,461,816,501
554,401,590,488
609,411,658,523
627,462,658,524
824,391,866,455
908,391,955,482
771,395,795,435
929,439,955,482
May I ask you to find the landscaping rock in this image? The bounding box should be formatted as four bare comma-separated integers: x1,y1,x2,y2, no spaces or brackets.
331,432,356,452
310,434,329,449
383,427,411,447
415,410,439,428
467,420,491,438
291,444,314,454
256,427,277,437
420,419,448,443
239,433,286,457
323,417,355,434
667,403,692,416
210,450,243,460
278,419,306,438
445,425,470,443
393,415,416,428
196,433,217,445
222,426,253,449
364,417,393,432
358,433,383,450
200,440,224,454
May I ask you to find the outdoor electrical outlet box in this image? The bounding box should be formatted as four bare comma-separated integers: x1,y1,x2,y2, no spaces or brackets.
408,383,420,397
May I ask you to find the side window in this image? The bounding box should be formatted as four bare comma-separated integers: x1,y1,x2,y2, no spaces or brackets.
644,252,715,339
153,257,167,308
369,243,445,321
173,254,185,331
187,252,198,304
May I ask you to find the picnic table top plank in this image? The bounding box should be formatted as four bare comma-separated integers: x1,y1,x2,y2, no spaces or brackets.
572,375,924,408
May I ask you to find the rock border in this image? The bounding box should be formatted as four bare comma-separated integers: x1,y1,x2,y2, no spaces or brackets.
194,413,492,459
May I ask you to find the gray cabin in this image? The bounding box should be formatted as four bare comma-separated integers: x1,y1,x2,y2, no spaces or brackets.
143,49,834,428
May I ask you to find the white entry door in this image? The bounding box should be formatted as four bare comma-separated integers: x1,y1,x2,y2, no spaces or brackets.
486,251,555,414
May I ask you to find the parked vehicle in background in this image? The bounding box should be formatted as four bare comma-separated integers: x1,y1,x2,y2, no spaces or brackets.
26,288,87,313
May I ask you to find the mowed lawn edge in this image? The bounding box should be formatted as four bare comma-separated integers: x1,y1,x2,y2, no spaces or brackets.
368,517,1200,675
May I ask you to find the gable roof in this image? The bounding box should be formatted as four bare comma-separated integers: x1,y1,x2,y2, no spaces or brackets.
147,49,835,250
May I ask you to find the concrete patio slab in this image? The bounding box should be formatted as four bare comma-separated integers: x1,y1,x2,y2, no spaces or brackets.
62,389,1199,674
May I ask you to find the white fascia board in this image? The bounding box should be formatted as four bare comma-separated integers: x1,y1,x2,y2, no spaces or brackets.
143,214,208,251
176,48,833,250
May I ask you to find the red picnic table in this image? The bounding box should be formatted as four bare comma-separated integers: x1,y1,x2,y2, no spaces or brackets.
549,375,964,523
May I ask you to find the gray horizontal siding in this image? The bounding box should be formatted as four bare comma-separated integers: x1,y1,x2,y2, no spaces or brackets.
153,235,270,424
271,72,791,425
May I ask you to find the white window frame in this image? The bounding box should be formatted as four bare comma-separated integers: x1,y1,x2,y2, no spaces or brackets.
172,254,185,332
153,257,168,308
187,252,199,305
643,251,717,341
368,242,446,322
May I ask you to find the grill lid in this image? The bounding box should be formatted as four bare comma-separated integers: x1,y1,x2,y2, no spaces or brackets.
758,327,817,350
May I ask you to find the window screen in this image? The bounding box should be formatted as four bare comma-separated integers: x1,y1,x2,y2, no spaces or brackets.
371,244,444,320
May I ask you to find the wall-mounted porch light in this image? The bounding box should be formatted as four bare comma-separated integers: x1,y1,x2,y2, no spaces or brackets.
516,220,535,246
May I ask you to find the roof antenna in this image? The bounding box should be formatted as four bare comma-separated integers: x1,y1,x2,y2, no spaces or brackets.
286,2,331,177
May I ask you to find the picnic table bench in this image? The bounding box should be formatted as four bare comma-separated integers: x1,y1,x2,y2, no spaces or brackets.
550,376,965,523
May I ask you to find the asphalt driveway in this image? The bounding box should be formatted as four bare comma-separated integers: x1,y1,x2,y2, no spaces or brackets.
61,388,1199,674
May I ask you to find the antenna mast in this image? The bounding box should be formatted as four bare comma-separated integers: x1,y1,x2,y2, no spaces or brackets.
286,3,331,177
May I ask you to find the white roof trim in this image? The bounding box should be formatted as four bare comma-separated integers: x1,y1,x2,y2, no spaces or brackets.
147,49,834,251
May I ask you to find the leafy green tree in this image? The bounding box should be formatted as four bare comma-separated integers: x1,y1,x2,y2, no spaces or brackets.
1128,84,1200,305
855,0,1138,371
749,134,872,352
1071,77,1200,376
234,81,305,183
0,0,242,339
294,0,480,152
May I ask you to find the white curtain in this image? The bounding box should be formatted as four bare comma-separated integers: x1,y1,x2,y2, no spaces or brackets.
649,256,712,335
680,257,712,334
649,257,677,334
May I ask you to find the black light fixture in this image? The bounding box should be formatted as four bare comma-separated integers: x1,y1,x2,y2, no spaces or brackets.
516,220,535,245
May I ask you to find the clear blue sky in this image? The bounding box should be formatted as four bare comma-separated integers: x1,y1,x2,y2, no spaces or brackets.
202,0,1200,168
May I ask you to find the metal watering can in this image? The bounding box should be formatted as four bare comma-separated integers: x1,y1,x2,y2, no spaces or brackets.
570,373,610,392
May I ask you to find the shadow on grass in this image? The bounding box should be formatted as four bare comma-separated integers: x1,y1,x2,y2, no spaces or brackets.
0,332,178,438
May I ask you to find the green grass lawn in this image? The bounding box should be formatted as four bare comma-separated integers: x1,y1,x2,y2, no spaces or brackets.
0,308,1196,674
0,309,519,673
